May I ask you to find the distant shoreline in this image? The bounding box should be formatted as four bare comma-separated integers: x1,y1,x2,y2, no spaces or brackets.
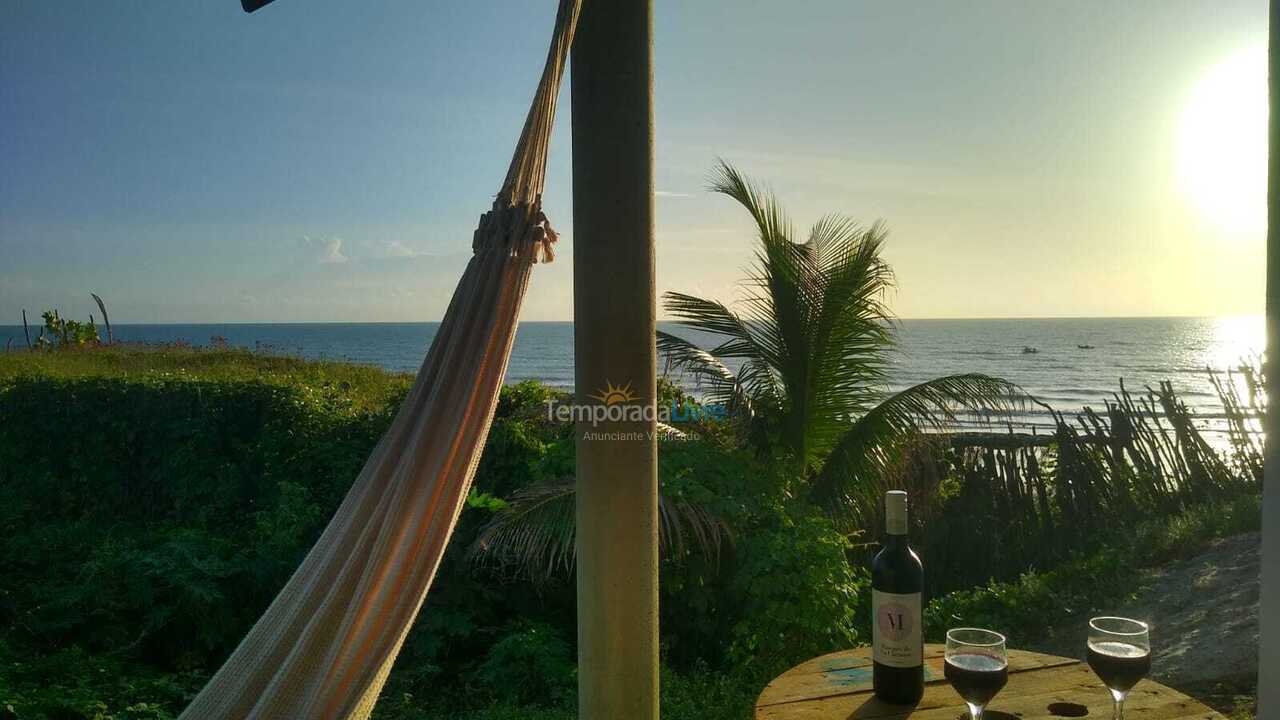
1,317,1263,447
1,314,1263,326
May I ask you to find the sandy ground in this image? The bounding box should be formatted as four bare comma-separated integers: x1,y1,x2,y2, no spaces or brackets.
1032,532,1260,715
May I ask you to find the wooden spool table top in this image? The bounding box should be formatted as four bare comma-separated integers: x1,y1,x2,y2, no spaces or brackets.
754,644,1225,719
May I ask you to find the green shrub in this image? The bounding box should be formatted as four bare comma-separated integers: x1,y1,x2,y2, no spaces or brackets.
725,506,868,670
35,309,100,348
0,347,576,719
924,493,1262,644
471,622,575,708
0,375,389,670
0,641,205,720
660,663,759,720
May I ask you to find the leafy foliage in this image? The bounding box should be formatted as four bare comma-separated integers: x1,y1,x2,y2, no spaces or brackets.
0,339,1259,719
910,368,1266,596
659,160,1023,515
0,347,855,720
471,622,575,707
924,493,1262,645
466,477,735,582
36,309,100,348
724,507,868,669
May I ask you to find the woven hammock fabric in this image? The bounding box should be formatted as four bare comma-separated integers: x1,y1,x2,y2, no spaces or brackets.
180,2,580,717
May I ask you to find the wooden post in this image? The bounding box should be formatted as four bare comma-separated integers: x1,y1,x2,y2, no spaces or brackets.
1261,2,1279,714
571,0,659,718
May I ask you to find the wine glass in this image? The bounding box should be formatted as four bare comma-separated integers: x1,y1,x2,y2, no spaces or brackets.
1086,616,1151,720
945,628,1009,720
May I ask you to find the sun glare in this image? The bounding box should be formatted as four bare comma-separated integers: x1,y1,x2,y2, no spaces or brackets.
1207,314,1265,371
1177,46,1268,236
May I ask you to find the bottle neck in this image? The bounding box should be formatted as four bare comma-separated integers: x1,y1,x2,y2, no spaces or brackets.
884,491,908,537
884,530,909,551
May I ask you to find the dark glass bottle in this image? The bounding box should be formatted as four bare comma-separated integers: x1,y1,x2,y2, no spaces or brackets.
871,490,924,705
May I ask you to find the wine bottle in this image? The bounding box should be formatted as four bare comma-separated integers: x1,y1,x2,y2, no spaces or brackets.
872,490,924,705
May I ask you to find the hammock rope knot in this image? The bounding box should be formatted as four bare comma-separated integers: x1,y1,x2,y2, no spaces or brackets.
473,196,558,264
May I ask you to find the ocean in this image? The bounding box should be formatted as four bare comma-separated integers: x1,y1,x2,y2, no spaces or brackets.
0,316,1263,439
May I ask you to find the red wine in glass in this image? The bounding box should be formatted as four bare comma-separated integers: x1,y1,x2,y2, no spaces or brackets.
944,652,1009,706
945,628,1008,719
1087,641,1151,693
1087,617,1151,719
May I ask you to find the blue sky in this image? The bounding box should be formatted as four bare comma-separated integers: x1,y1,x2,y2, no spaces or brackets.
1,0,1268,322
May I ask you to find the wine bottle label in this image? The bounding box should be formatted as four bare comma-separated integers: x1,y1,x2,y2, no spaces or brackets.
872,590,922,667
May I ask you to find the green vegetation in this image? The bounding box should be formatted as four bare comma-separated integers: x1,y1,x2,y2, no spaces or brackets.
925,492,1262,644
465,378,736,582
0,341,410,410
0,346,412,719
0,346,850,720
903,369,1264,597
33,309,100,349
0,344,1260,720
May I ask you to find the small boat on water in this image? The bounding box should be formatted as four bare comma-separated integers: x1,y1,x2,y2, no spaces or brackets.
1021,346,1040,354
1077,344,1096,349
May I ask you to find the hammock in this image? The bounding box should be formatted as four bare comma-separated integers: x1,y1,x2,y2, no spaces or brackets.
180,2,581,717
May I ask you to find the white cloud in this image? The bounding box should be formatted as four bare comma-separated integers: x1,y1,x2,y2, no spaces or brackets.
383,240,422,258
656,190,693,198
299,236,348,264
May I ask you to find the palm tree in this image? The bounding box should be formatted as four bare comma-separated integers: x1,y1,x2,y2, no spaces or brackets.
658,161,1022,514
470,161,1023,577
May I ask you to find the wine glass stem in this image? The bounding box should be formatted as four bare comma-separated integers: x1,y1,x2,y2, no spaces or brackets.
967,702,984,720
1112,690,1126,720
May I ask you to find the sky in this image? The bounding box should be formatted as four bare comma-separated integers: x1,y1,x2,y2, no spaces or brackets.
0,0,1269,323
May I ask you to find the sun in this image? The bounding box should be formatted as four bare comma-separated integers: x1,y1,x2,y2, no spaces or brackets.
1176,46,1268,236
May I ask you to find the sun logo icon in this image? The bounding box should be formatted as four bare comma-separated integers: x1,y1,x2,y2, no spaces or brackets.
590,380,639,406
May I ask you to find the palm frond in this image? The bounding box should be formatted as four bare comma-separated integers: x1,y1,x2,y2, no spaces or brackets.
806,214,862,263
467,478,734,583
813,374,1027,508
90,292,113,344
466,478,576,582
709,160,818,432
662,291,784,404
801,221,898,461
656,330,753,416
659,493,735,564
709,159,792,251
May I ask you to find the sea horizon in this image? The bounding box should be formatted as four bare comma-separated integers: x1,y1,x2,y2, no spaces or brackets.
1,316,1263,442
8,313,1256,325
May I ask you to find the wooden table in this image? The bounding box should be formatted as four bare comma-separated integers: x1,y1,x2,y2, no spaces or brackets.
754,644,1226,719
